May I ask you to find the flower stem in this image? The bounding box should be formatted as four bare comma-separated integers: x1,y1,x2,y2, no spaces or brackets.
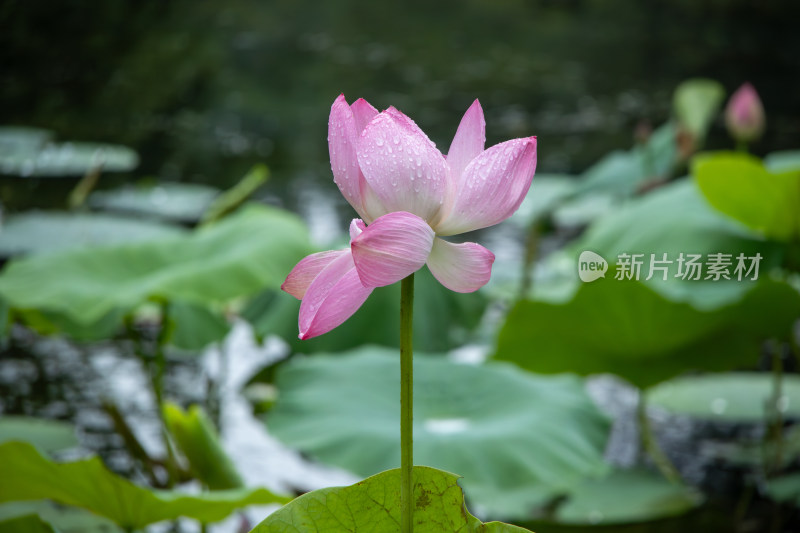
400,273,415,533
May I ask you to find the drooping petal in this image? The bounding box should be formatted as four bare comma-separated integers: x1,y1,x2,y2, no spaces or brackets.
426,238,495,293
298,251,373,339
357,107,448,223
435,136,537,236
329,95,387,222
446,99,486,183
351,211,435,288
281,249,348,300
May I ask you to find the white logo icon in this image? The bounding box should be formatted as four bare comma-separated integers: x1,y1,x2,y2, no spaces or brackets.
578,251,608,282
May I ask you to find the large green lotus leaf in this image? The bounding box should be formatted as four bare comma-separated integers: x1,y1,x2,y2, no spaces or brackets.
0,416,78,453
543,179,785,310
694,152,800,242
764,150,800,173
244,267,486,353
0,298,8,340
0,441,288,529
672,79,725,140
89,182,220,223
511,174,578,226
641,121,679,179
576,151,642,197
163,403,244,490
0,514,56,533
12,307,126,343
552,193,619,228
0,211,185,257
573,123,676,201
265,348,610,518
647,372,800,422
496,279,800,389
767,473,800,506
554,469,702,525
0,501,120,533
167,300,231,351
251,466,531,532
89,182,220,224
0,205,312,330
0,127,53,155
0,141,138,177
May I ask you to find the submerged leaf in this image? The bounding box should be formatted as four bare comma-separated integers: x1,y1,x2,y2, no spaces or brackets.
0,416,78,453
251,466,531,532
0,441,288,529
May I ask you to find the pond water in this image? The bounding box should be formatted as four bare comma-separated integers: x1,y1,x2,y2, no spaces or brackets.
2,0,799,216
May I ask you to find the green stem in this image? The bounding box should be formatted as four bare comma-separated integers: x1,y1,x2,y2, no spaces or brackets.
400,274,415,533
637,392,681,484
736,139,749,153
154,302,180,487
767,350,785,474
518,221,541,300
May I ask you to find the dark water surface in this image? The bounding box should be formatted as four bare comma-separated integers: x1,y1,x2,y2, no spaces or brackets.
2,0,799,214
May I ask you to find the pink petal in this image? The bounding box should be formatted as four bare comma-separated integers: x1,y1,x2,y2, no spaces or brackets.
281,250,348,300
356,107,448,223
351,211,435,288
446,99,486,183
329,95,386,222
349,218,366,240
298,251,373,339
426,238,495,293
435,137,537,236
351,98,378,133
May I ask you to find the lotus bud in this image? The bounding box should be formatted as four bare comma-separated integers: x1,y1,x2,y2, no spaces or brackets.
725,83,765,143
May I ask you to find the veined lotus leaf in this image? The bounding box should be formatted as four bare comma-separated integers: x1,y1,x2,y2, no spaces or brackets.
251,466,532,532
0,441,288,529
0,205,312,335
265,347,609,518
497,280,800,389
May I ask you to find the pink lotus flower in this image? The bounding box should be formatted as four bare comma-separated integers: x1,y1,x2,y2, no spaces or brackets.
725,83,765,143
282,95,537,339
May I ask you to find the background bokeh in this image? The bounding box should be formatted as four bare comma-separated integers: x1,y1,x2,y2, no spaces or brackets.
2,1,800,532
2,0,798,210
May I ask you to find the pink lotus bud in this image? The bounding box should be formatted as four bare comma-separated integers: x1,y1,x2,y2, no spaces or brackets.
725,83,765,143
